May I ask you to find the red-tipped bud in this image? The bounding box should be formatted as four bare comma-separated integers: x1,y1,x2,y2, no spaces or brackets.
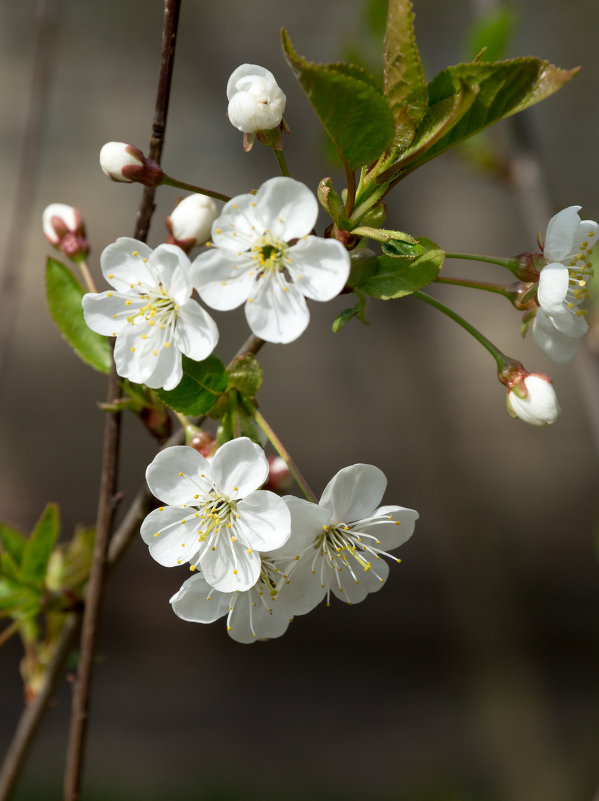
263,456,294,494
505,372,560,426
188,430,217,458
166,194,218,253
99,142,163,187
42,203,89,261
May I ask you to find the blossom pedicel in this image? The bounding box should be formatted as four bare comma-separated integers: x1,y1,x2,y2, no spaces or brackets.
533,205,598,363
81,237,218,390
192,176,350,343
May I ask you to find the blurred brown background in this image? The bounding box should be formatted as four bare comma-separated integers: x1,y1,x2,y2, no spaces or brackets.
1,0,598,799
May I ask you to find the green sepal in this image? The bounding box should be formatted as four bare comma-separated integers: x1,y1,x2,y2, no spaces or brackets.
227,355,263,398
384,0,428,148
282,29,396,170
362,237,445,299
46,258,112,373
19,504,60,589
157,354,228,417
0,521,28,567
332,289,369,332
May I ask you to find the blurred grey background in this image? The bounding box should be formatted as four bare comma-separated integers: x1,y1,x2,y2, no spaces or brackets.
1,0,598,799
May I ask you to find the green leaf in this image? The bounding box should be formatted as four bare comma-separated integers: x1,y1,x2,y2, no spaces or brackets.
227,355,263,398
393,58,579,176
19,504,60,588
362,237,445,299
332,289,369,332
0,575,40,618
384,0,428,148
157,355,228,416
0,522,28,566
46,258,112,373
467,6,517,63
282,29,396,170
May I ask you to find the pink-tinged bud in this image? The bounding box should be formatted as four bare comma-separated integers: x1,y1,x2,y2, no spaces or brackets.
506,372,561,426
99,142,163,187
166,194,218,253
42,203,89,261
188,430,217,458
263,456,294,494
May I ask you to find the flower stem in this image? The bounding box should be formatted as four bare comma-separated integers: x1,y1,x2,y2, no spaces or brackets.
413,290,514,371
76,259,97,293
272,148,290,177
161,174,230,203
245,403,317,503
434,275,519,300
445,251,519,275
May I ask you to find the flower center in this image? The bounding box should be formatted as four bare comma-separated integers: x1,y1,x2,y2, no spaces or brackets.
129,284,179,328
564,238,595,317
251,234,288,276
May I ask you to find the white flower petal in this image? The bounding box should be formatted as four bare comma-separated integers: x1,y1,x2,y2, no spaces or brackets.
210,437,268,497
288,236,350,301
236,491,291,551
82,291,142,336
537,262,569,314
100,238,154,290
320,464,387,523
277,556,326,615
228,588,291,643
532,311,581,363
174,300,219,361
357,505,419,551
226,64,276,100
145,340,182,391
200,538,261,593
113,324,154,385
273,497,330,560
211,194,264,252
255,177,317,241
170,573,232,623
192,250,256,311
544,206,581,262
245,273,309,343
141,506,201,567
330,559,389,604
146,446,213,505
149,244,192,305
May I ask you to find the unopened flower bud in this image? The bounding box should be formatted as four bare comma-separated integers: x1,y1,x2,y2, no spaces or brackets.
506,373,560,426
99,142,163,187
166,194,218,253
188,430,217,458
42,203,89,261
227,64,286,134
263,456,294,494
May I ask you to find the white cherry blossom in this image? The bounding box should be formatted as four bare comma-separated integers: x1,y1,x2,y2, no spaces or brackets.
274,464,418,610
140,438,291,593
170,554,294,643
191,177,350,343
82,237,218,390
534,205,597,362
506,373,561,426
227,64,286,133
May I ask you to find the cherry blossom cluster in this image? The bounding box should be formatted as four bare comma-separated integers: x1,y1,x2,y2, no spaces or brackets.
141,438,418,643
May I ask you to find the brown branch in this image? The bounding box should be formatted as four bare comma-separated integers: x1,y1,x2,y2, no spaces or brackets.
62,3,182,800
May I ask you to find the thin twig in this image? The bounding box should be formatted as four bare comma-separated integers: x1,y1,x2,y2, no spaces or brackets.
0,0,60,394
62,3,182,800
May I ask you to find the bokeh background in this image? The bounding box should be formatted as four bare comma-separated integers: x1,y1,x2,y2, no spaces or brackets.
1,0,598,799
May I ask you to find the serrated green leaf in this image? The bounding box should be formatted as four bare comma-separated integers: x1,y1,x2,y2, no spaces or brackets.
157,355,227,416
282,29,395,170
384,0,428,148
0,522,27,566
362,237,444,299
227,355,263,398
347,249,379,289
46,258,112,373
19,504,60,588
332,289,369,332
393,58,578,177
